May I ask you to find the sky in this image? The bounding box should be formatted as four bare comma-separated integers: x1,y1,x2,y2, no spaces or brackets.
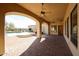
5,15,36,28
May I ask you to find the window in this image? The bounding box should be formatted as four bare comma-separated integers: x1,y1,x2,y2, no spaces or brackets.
51,25,57,34
71,5,78,47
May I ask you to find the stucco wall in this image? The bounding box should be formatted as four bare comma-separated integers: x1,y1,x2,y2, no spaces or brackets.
0,13,4,55
50,23,63,35
42,23,48,35
63,3,79,56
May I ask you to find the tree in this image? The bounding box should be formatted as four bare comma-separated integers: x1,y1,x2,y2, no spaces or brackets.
9,23,15,29
29,28,33,32
5,22,9,31
6,23,15,31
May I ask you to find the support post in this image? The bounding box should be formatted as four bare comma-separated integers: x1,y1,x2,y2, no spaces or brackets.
37,22,42,39
48,23,50,35
0,13,5,55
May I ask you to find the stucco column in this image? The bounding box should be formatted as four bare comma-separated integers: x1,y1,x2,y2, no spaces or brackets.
77,4,79,52
37,22,42,39
48,23,50,35
0,13,5,55
69,16,71,41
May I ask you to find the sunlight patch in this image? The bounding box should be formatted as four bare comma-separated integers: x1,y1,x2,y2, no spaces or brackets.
40,38,46,42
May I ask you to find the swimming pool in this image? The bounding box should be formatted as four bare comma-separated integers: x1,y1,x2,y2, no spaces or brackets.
6,32,34,37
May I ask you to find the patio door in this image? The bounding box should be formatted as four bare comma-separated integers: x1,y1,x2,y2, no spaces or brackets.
58,25,63,35
50,25,58,35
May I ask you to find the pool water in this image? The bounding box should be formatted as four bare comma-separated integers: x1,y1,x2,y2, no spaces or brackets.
6,32,34,37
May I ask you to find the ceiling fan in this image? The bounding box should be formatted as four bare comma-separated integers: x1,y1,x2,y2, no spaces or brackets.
40,3,47,17
39,3,52,22
40,3,51,19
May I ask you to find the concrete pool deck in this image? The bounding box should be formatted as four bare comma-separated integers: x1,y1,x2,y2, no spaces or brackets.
3,35,37,56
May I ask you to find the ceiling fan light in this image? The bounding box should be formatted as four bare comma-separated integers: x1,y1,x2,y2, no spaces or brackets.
41,14,44,17
41,11,45,14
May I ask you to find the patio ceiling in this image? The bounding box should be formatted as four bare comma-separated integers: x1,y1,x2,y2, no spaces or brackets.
19,3,68,23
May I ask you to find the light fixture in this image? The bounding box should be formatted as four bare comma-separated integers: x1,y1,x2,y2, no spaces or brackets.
41,14,44,17
40,3,45,17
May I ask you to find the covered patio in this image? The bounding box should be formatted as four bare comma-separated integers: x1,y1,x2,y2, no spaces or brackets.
21,35,72,56
0,3,79,56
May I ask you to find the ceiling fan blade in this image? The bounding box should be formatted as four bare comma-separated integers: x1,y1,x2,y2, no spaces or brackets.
43,14,49,19
43,14,46,17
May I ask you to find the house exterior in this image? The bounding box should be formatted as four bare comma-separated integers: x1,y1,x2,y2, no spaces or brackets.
0,3,79,56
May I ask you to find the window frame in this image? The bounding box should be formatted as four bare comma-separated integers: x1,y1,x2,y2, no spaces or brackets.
70,4,78,48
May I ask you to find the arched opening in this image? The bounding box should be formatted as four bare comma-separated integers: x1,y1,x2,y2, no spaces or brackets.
4,12,40,56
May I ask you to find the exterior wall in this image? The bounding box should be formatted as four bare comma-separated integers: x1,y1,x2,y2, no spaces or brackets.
42,23,48,35
50,22,63,35
0,13,4,55
36,22,42,38
63,3,79,55
78,3,79,55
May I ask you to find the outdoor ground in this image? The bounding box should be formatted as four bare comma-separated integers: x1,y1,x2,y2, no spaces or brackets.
3,35,37,56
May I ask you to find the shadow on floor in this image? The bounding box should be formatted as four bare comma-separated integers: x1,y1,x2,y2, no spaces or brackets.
20,35,72,56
